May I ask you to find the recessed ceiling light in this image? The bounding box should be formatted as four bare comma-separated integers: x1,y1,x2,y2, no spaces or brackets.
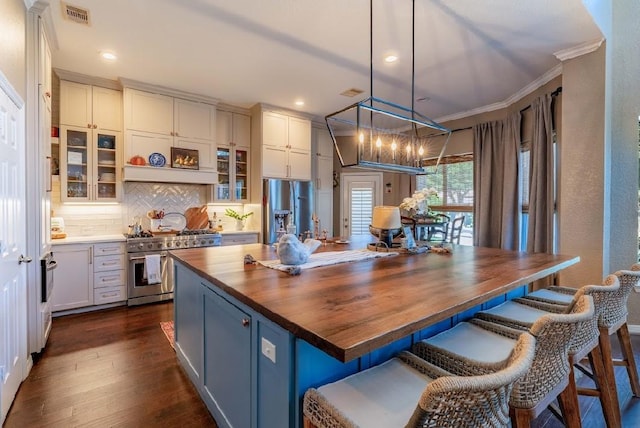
100,51,117,61
384,55,398,63
295,100,305,107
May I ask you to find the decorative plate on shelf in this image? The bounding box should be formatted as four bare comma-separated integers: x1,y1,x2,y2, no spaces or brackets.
148,152,166,167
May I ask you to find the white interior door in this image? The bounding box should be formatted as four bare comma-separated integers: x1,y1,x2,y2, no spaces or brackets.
0,80,28,424
340,173,383,237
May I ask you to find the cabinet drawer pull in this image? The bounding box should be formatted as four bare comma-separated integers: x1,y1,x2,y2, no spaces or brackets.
101,275,120,282
100,260,119,266
241,318,250,327
101,291,119,298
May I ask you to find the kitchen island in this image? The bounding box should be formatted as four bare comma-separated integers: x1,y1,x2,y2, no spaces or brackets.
169,239,579,428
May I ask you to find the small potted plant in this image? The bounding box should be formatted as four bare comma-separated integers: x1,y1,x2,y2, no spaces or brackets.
225,208,253,231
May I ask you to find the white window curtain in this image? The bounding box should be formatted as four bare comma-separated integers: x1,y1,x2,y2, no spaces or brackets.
473,113,522,250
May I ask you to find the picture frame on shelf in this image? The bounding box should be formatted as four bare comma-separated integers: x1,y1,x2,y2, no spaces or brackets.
170,147,199,170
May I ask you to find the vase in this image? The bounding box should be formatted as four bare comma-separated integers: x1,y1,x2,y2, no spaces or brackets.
235,220,245,231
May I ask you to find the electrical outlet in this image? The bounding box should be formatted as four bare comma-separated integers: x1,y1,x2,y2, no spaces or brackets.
261,337,276,364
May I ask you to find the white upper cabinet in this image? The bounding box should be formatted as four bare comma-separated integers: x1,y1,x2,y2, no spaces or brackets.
258,110,311,180
123,89,173,135
59,81,122,202
123,88,216,170
215,110,251,202
60,82,122,131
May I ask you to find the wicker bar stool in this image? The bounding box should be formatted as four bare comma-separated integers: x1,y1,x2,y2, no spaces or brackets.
525,266,640,403
412,295,594,428
475,275,620,427
302,333,536,428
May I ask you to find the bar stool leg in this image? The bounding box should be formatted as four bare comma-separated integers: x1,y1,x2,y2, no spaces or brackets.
557,384,583,428
599,326,623,424
588,345,620,428
511,408,534,428
615,323,640,397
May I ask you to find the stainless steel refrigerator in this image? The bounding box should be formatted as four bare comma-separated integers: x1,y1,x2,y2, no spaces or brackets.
262,179,314,244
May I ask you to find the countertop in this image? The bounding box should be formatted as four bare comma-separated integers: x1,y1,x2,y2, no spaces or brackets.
50,230,258,245
169,238,579,362
51,234,126,245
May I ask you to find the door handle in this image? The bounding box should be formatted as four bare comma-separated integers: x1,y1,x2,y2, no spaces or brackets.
18,254,33,264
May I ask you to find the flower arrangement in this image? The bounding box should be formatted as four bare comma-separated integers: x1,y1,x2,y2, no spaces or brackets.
399,187,438,216
224,208,253,221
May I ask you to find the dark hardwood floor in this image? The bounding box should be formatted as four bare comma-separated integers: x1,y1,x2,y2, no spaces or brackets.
4,302,640,427
4,302,216,427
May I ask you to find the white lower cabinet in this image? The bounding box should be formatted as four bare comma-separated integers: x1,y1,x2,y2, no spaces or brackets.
51,244,93,311
93,242,126,305
52,240,126,312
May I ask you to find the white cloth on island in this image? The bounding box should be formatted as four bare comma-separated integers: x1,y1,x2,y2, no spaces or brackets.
258,249,398,272
144,254,162,284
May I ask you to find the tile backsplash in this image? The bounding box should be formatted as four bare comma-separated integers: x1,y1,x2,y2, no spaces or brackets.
51,180,259,236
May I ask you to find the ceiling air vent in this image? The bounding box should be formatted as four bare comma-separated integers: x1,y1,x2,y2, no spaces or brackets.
61,2,91,26
340,88,364,98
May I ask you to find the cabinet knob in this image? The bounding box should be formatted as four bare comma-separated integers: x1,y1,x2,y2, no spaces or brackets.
87,124,92,128
93,124,97,129
241,318,250,327
45,92,51,98
175,132,179,137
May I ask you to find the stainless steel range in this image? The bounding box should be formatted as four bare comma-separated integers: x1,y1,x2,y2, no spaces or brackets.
126,230,222,305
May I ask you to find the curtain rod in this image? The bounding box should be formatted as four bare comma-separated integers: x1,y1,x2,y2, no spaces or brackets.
448,86,563,133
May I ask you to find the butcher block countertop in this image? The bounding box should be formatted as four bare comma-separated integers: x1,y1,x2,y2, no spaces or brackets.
169,238,579,362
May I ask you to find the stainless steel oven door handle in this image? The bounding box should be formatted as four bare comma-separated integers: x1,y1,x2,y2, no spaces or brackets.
128,254,167,262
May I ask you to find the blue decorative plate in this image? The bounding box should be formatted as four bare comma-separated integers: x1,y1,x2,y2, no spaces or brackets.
148,152,166,167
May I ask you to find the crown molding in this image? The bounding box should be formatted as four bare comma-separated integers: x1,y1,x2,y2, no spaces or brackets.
435,63,563,123
554,39,604,61
55,69,122,90
119,77,219,105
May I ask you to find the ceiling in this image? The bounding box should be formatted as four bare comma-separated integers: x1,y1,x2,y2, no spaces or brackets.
45,0,603,122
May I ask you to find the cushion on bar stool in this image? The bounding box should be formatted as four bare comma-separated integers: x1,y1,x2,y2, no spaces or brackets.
522,287,574,304
303,335,536,428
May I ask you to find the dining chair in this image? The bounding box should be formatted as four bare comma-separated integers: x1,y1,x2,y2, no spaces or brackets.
449,215,465,244
426,213,450,241
475,275,620,428
412,294,595,428
303,333,536,428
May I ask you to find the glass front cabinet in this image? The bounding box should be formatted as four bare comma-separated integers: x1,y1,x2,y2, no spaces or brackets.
214,111,250,202
60,126,121,202
216,145,249,201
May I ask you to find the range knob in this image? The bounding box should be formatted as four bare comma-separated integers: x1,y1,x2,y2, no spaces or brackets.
174,241,181,247
166,242,172,248
138,243,144,248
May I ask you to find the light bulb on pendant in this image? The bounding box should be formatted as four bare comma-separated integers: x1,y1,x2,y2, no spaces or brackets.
391,139,397,161
359,132,365,144
375,136,382,162
406,144,411,162
418,145,424,156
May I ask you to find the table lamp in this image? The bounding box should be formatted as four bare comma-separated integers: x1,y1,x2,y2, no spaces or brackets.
370,206,402,247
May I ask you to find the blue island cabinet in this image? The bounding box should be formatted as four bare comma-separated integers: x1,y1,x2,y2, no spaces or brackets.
174,262,294,428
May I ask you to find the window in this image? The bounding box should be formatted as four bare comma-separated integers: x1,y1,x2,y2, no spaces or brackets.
417,156,474,245
417,156,474,209
350,187,374,235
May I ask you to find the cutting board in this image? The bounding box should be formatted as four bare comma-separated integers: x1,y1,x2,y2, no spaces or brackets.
184,205,209,230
